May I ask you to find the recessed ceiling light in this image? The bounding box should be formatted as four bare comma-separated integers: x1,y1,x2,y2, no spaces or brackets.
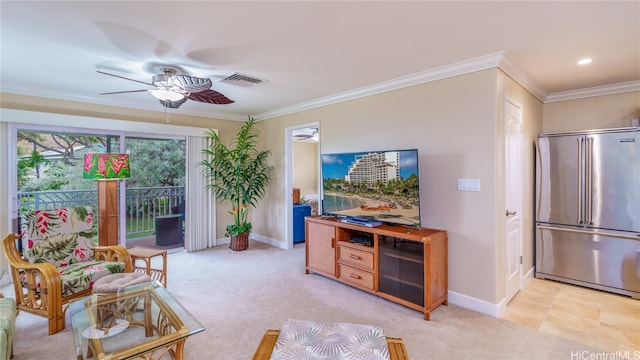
578,58,592,65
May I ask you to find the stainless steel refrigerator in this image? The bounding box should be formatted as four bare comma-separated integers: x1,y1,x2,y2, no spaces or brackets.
535,127,640,299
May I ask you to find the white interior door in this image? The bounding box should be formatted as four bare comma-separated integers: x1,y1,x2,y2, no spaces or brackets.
504,98,523,303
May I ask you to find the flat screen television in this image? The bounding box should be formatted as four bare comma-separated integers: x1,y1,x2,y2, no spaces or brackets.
321,149,421,227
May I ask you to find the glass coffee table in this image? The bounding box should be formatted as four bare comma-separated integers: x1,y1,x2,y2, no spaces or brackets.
69,281,204,360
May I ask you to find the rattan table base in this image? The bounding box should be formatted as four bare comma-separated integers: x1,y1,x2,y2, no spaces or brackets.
128,247,167,287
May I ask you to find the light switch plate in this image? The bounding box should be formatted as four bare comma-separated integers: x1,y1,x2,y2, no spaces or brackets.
457,178,481,191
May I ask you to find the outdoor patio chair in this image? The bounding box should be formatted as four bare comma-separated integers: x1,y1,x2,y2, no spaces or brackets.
1,206,132,335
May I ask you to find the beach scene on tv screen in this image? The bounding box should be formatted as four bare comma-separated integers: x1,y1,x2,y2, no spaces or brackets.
322,150,420,226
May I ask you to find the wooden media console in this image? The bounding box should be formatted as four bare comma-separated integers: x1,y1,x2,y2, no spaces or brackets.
305,216,448,320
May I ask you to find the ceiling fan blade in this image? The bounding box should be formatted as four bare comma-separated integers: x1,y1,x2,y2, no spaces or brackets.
172,74,212,93
100,89,149,95
159,97,187,109
187,89,234,105
97,70,154,86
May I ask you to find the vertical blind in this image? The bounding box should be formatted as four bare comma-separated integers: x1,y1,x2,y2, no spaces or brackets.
185,134,216,251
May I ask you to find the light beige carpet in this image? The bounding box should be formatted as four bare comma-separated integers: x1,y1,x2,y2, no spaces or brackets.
4,240,598,359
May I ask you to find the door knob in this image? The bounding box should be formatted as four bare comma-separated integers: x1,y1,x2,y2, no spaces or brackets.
506,210,517,217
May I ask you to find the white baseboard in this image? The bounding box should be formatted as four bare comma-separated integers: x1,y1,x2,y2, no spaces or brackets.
449,267,535,317
447,290,503,318
215,233,286,249
523,266,534,286
250,233,287,249
476,266,536,318
215,237,230,246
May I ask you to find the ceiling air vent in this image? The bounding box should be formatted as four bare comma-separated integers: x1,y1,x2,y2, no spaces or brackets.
220,73,266,88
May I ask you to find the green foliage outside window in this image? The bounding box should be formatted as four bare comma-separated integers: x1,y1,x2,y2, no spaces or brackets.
17,131,185,191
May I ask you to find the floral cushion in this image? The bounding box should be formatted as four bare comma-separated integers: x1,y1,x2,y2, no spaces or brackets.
19,260,126,297
59,260,125,297
19,207,127,297
21,207,96,266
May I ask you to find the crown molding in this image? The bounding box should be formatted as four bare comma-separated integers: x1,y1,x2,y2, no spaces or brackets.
258,50,639,119
544,80,640,103
257,51,507,120
498,52,547,101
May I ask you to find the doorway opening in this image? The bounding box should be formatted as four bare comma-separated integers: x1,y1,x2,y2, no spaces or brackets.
285,123,320,249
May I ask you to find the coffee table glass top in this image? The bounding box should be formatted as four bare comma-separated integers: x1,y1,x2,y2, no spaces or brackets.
69,281,204,359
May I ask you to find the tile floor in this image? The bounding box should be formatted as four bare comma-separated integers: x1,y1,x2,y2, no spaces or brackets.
503,278,640,353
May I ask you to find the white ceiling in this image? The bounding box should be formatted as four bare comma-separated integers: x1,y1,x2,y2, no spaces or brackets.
1,1,639,121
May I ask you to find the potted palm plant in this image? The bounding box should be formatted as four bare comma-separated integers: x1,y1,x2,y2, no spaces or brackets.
200,116,272,251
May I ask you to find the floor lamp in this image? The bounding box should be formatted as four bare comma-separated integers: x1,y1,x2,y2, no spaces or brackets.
83,153,131,246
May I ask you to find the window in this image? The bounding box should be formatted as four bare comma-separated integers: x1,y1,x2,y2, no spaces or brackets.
3,111,216,252
15,128,186,250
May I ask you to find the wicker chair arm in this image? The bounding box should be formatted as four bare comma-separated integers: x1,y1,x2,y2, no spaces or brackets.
1,234,62,316
2,234,60,277
94,245,133,272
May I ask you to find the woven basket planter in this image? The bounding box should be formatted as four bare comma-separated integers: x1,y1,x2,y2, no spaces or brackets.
230,232,249,251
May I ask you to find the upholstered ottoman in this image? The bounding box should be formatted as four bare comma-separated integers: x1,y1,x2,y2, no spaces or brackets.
0,295,16,360
92,272,152,294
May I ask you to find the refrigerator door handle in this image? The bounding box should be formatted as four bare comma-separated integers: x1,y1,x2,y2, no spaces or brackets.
586,137,594,225
537,224,640,241
577,137,584,224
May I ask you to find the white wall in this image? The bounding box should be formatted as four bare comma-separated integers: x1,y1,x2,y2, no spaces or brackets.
259,69,504,306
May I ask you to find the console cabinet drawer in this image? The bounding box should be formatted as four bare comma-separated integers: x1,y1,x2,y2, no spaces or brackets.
338,245,374,271
338,264,374,290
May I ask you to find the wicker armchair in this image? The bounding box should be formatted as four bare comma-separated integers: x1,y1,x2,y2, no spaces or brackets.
1,206,132,335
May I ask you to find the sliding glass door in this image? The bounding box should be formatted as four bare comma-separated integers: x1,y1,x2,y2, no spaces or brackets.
15,127,185,250
124,137,185,249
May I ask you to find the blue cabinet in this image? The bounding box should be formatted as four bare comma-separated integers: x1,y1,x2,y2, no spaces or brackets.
293,204,312,243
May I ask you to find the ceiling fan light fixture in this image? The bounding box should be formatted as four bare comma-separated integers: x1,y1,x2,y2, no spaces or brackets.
150,88,185,101
98,68,233,107
152,73,172,87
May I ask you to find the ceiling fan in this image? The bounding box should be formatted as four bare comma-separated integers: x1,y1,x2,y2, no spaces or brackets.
293,128,319,141
97,67,234,108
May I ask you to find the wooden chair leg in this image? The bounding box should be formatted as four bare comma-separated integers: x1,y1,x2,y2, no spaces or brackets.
48,313,66,335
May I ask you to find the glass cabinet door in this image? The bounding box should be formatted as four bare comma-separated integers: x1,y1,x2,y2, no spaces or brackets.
378,235,424,306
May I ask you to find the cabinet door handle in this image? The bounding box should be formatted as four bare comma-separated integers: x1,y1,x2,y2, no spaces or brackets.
331,238,335,248
349,254,361,260
349,273,361,280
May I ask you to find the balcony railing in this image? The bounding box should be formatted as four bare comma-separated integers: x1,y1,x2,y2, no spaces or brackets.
17,186,185,238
